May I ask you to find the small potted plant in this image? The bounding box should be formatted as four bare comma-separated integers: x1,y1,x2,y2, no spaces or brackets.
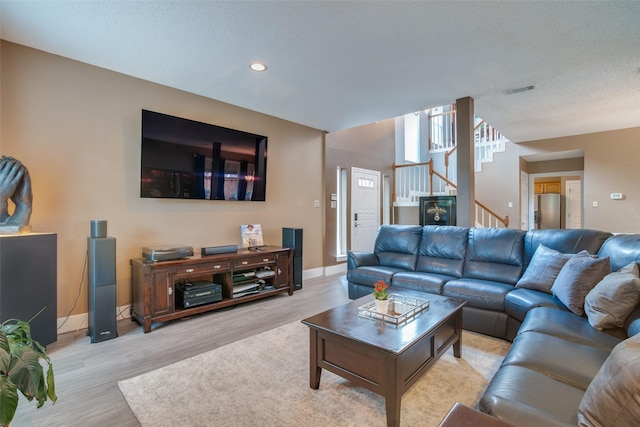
0,314,57,426
372,280,390,313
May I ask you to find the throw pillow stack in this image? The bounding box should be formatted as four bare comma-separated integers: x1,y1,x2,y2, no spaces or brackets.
516,244,640,328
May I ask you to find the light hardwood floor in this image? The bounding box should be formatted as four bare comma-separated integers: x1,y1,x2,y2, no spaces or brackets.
13,274,351,426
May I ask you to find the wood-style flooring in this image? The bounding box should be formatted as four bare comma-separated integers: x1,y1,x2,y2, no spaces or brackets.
13,274,351,426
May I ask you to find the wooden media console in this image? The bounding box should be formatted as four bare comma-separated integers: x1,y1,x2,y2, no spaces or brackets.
130,246,293,333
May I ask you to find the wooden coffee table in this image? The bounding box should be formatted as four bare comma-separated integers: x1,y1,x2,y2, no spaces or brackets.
302,290,466,427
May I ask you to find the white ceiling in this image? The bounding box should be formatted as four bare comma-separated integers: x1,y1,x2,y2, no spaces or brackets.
1,1,639,142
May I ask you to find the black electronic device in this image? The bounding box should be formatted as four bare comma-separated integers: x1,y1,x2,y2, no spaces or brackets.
140,110,268,201
142,245,194,262
201,245,238,256
176,280,222,308
282,227,303,290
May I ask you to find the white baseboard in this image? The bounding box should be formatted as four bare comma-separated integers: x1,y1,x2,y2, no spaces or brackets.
324,263,347,276
56,265,347,336
57,304,131,335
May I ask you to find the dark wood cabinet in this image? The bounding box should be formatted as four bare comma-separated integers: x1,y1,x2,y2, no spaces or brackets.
130,246,293,332
0,233,57,346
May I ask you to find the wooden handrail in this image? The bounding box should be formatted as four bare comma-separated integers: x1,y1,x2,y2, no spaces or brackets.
444,145,457,180
475,200,510,227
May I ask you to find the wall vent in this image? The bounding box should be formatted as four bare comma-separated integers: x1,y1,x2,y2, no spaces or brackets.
503,85,535,95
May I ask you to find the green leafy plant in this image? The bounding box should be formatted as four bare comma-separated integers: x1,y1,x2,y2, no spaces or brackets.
373,280,389,300
0,311,56,426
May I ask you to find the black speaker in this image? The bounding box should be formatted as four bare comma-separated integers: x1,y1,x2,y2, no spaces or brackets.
88,236,117,343
201,245,238,256
282,228,302,290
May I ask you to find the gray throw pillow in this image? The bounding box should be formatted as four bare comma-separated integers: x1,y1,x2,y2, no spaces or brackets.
578,333,640,426
551,251,611,316
516,244,573,293
585,262,640,330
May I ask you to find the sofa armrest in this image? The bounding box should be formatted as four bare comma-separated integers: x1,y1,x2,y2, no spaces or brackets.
347,251,379,271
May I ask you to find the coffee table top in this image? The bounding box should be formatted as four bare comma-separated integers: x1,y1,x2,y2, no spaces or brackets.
302,290,466,355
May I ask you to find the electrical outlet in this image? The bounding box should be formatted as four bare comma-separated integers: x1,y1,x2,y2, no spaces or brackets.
314,200,320,208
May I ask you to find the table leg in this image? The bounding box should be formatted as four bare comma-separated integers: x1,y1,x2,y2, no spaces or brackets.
384,360,402,427
309,328,322,389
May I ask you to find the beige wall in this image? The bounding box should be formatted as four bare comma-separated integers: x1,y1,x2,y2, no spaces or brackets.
325,118,395,266
517,127,640,233
1,41,325,318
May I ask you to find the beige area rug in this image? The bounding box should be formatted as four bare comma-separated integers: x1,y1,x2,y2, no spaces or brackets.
118,321,510,427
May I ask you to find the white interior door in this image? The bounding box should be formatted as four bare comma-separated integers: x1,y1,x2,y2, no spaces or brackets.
566,179,583,229
351,167,380,252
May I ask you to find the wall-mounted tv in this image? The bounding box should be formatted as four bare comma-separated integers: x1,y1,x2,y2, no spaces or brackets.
140,109,268,201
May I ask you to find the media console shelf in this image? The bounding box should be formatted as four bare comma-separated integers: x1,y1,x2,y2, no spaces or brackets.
130,246,293,333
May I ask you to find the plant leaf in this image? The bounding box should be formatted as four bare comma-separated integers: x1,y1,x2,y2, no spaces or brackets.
8,346,43,403
0,375,18,426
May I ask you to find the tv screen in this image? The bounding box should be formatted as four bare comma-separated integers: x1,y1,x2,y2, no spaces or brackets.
140,110,267,201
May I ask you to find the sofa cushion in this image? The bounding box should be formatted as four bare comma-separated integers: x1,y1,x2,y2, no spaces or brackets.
463,227,525,285
551,251,611,315
390,271,451,295
597,233,640,272
518,307,623,351
578,334,640,426
515,244,572,293
346,265,405,288
479,365,584,427
504,288,568,322
442,278,513,311
585,261,640,330
523,229,612,267
415,225,469,277
503,331,611,390
373,225,422,271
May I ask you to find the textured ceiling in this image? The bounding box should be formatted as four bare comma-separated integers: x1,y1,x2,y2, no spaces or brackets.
1,1,639,142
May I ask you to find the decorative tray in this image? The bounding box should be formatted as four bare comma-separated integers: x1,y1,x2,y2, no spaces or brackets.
358,294,429,325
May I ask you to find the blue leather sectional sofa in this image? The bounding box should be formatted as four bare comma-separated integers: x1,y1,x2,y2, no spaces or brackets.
347,225,640,426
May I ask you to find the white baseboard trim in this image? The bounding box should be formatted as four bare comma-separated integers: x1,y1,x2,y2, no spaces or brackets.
302,267,324,280
57,304,131,335
56,265,348,336
324,263,347,276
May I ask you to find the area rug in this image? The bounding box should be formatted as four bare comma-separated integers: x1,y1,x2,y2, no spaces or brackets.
118,321,510,427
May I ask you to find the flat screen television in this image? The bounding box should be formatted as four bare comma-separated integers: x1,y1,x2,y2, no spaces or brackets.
140,109,268,201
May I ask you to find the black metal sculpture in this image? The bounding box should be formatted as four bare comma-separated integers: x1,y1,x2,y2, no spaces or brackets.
0,156,32,233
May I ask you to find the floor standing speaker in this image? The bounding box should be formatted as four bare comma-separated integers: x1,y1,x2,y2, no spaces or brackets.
282,228,302,290
88,236,117,343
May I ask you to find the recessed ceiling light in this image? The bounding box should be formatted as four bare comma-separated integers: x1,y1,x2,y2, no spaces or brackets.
250,62,267,72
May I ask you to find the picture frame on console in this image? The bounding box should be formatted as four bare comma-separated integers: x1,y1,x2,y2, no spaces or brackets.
240,224,264,249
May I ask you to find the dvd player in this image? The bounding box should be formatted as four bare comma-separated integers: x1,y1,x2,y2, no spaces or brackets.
142,244,194,262
176,281,222,308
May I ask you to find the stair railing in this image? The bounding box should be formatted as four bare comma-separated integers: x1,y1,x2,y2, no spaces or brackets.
393,161,510,228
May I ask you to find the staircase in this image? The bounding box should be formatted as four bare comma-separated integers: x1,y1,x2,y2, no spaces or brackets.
394,104,510,228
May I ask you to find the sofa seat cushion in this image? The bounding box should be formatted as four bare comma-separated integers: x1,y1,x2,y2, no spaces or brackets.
578,334,640,426
442,278,512,311
503,331,611,390
391,271,452,295
504,288,568,321
479,365,583,427
518,307,624,351
346,266,405,288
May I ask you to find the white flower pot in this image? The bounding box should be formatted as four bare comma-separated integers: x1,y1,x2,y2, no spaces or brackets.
374,298,389,314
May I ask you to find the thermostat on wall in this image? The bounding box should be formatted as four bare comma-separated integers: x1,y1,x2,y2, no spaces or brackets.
610,193,624,200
